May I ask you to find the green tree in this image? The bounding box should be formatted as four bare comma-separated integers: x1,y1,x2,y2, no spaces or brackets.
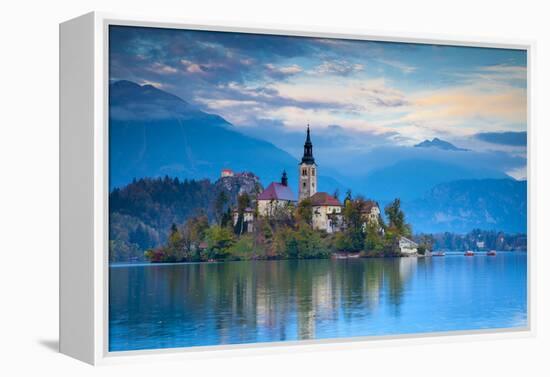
341,198,366,251
234,193,252,235
182,215,209,260
214,191,229,225
344,189,352,206
364,222,383,252
384,198,411,237
227,235,255,260
205,225,235,260
333,189,340,201
286,224,329,259
220,207,232,228
295,198,313,226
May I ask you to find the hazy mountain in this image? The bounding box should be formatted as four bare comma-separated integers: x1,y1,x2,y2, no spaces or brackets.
109,80,343,194
360,159,509,201
403,179,527,234
414,137,469,151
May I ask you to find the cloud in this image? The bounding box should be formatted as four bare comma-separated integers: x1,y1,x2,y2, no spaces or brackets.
313,60,364,76
378,58,417,74
109,25,527,179
475,131,527,146
402,86,527,129
148,62,179,75
451,64,527,87
265,63,303,78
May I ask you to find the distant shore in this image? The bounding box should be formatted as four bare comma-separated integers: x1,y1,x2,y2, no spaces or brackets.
111,249,527,266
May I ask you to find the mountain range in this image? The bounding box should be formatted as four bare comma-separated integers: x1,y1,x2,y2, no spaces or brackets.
414,137,469,151
403,179,527,233
109,80,342,193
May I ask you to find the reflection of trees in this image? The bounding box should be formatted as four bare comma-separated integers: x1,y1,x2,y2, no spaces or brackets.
109,257,416,348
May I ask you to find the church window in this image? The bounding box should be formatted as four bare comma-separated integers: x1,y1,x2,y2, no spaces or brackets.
303,182,306,188
302,168,307,176
312,168,315,176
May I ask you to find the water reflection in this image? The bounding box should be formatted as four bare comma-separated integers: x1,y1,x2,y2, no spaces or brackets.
109,254,527,351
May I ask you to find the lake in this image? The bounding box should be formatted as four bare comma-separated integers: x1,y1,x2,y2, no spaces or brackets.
109,252,527,351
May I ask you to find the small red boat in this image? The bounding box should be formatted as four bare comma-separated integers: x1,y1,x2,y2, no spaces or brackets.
487,250,497,256
464,250,475,256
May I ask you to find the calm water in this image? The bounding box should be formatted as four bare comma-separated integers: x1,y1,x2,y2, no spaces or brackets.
109,253,527,351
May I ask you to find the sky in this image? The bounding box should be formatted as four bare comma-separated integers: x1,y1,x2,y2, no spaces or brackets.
109,25,528,179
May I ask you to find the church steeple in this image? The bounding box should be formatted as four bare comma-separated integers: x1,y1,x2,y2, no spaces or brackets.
298,125,317,202
301,125,315,165
281,170,288,186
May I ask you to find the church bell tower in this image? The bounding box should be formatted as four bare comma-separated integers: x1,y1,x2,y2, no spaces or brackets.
298,125,317,202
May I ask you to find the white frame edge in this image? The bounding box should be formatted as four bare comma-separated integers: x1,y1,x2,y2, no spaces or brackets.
59,11,536,365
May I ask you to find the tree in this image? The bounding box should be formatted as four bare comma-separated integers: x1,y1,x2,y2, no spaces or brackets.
182,215,209,260
341,198,365,251
164,223,185,261
332,189,340,201
220,207,232,228
205,225,235,260
214,191,229,225
227,235,255,260
295,198,313,226
364,222,383,252
285,224,329,259
417,245,427,255
384,198,411,236
344,189,352,205
234,193,252,235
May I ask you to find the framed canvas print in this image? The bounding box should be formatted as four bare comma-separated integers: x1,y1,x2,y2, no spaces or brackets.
60,12,534,365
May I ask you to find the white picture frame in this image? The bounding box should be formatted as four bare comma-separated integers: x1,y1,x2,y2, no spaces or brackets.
60,11,536,365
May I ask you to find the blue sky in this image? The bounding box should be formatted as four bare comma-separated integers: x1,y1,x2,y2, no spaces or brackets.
109,26,527,179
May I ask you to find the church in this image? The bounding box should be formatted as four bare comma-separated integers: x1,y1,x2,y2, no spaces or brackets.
257,126,345,233
254,126,381,234
297,126,344,233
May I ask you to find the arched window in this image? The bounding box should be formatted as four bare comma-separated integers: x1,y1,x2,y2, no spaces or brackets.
312,168,315,176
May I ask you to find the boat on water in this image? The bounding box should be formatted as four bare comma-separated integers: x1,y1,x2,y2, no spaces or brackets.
487,250,497,256
433,251,446,257
464,250,475,256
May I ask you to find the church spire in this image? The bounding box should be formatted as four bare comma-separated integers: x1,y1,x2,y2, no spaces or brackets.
301,125,315,164
281,170,288,186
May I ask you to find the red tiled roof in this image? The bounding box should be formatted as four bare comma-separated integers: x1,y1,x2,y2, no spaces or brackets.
361,200,379,213
310,192,341,206
258,182,297,201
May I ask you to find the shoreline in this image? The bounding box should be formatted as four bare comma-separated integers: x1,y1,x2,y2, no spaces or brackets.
110,250,526,267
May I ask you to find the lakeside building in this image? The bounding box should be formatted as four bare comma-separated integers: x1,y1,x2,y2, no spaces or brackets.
399,237,419,255
232,207,255,233
221,168,234,178
257,171,297,217
361,200,381,230
310,192,342,233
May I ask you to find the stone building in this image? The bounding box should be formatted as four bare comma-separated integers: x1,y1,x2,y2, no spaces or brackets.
310,192,343,233
257,171,297,217
361,200,381,230
232,207,255,233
